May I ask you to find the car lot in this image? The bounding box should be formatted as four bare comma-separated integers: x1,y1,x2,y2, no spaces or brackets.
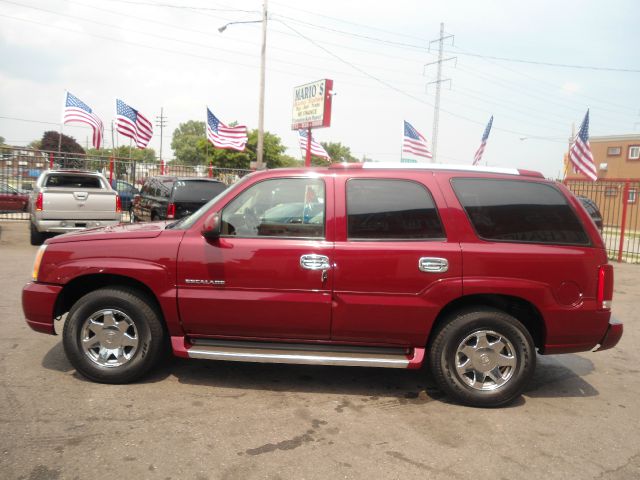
0,220,638,480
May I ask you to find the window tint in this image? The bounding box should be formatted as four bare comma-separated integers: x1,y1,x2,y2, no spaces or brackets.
451,178,589,245
222,178,325,238
172,180,226,202
45,174,102,188
347,179,444,240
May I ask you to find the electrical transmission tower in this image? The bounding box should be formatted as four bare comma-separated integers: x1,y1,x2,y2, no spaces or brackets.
425,23,456,163
155,107,168,164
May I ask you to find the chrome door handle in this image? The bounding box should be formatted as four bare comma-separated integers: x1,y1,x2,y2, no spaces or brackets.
419,257,449,273
300,254,330,270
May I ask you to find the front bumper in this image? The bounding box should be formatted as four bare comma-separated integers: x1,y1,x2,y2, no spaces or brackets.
594,318,623,352
22,282,62,335
34,219,120,233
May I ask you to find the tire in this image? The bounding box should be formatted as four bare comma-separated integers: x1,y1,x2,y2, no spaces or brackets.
151,212,159,221
129,209,137,223
29,222,46,246
62,287,165,384
428,307,536,408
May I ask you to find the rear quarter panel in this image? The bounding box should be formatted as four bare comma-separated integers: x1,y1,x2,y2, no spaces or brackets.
435,173,611,352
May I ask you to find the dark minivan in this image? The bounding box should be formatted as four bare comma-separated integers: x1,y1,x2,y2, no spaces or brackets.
131,176,226,222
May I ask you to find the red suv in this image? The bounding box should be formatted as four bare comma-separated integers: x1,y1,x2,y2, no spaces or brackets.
22,164,622,407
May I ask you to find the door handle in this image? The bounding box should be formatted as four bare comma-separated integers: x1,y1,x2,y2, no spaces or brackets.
300,254,330,270
418,257,449,273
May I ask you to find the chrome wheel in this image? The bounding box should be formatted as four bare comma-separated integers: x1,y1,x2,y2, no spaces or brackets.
455,330,516,391
80,309,139,368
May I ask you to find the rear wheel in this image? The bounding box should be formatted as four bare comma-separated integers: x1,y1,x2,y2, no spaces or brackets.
428,307,536,407
62,287,165,383
29,222,46,246
151,212,159,221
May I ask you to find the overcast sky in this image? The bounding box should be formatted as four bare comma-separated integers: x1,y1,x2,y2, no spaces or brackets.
1,0,639,177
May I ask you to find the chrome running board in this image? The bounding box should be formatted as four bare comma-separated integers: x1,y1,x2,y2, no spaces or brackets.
171,337,425,369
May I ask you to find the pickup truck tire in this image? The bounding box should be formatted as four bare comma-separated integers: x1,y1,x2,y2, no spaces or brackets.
62,287,165,384
428,307,536,408
29,222,46,246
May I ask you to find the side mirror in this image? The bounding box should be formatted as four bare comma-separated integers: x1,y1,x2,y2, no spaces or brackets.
201,212,221,240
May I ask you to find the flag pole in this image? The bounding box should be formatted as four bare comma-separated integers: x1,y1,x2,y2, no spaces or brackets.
58,91,66,154
563,122,575,182
305,125,312,167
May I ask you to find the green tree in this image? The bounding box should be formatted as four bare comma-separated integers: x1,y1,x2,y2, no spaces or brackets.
320,141,358,164
0,135,5,146
171,120,206,165
40,131,85,168
86,146,158,178
204,129,294,169
27,139,41,149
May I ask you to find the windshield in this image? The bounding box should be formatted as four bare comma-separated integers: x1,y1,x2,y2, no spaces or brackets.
175,174,254,230
172,180,227,203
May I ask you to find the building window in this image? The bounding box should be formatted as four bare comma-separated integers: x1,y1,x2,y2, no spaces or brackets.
629,146,640,160
629,189,638,204
607,146,621,156
605,187,618,197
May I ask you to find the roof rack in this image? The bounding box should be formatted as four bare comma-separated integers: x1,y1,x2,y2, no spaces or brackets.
328,162,544,178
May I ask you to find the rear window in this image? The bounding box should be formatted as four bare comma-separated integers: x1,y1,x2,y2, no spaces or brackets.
172,180,226,202
347,179,445,240
45,174,102,189
451,178,589,245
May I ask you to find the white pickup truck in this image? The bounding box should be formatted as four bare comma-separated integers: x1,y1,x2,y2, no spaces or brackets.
29,170,121,245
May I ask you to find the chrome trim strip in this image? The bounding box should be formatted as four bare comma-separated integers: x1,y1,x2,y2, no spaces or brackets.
186,342,411,368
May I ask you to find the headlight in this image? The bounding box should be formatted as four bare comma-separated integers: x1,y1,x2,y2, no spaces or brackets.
32,245,47,282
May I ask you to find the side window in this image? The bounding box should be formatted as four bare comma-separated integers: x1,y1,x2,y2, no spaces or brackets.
221,178,325,238
451,178,589,245
347,179,445,240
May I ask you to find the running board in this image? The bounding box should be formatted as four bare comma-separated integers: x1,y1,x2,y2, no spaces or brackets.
171,337,425,369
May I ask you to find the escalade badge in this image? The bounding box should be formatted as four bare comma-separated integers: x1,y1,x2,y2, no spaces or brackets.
185,279,225,286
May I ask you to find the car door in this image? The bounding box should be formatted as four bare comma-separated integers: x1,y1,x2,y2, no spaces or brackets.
331,175,463,346
177,175,334,340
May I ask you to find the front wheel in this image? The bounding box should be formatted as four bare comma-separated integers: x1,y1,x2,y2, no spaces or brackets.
62,287,165,384
428,307,536,407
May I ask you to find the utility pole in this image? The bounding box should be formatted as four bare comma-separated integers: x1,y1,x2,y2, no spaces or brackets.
155,107,168,165
425,23,456,163
256,0,268,170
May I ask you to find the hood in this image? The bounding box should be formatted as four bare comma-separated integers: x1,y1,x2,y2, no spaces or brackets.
46,221,169,244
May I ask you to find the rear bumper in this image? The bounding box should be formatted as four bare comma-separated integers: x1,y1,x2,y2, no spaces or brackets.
594,319,623,352
34,219,120,233
22,282,62,335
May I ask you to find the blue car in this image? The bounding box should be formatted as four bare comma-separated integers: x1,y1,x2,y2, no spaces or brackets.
111,179,139,212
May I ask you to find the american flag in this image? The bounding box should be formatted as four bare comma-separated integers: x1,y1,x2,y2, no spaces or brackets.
115,99,153,148
206,107,248,151
63,92,104,149
298,129,330,160
473,115,493,166
569,110,597,182
402,121,432,159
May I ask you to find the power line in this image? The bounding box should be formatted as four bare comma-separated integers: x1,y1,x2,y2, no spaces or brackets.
275,19,566,144
443,48,640,73
103,0,258,14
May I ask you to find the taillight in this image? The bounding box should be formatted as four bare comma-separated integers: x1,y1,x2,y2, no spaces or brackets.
597,264,613,310
167,203,176,219
35,192,43,211
115,195,122,213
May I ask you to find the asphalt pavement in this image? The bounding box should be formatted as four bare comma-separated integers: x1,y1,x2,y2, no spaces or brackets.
0,221,638,480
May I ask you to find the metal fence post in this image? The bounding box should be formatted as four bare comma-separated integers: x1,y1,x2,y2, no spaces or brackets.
49,152,54,169
617,181,631,263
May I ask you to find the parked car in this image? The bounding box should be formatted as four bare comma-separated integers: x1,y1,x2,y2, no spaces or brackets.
0,180,29,212
110,179,139,213
22,163,621,407
131,176,227,222
28,170,121,245
577,195,604,232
